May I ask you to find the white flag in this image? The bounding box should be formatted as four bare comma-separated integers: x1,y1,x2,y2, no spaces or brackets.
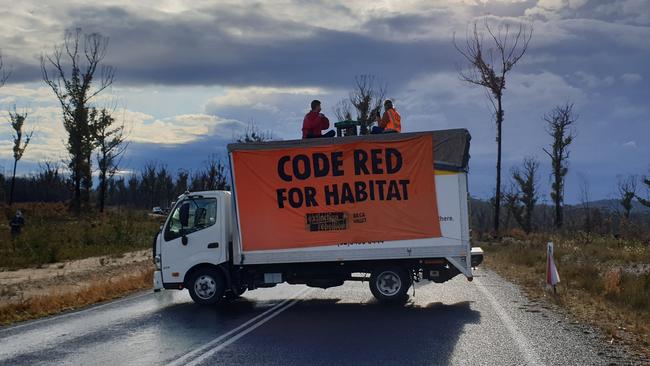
546,242,560,286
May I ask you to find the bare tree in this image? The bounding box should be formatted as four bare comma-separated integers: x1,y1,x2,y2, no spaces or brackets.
174,169,190,197
92,108,127,212
140,162,158,209
236,122,271,143
8,108,33,206
637,174,650,208
41,28,115,214
510,157,539,234
502,183,519,231
333,99,353,121
0,51,10,87
349,75,386,135
578,173,592,232
191,155,229,191
454,19,533,235
617,175,637,219
156,165,174,208
543,103,577,229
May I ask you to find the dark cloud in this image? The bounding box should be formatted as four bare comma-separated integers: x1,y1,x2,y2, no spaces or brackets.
122,138,233,175
5,2,648,95
5,5,455,90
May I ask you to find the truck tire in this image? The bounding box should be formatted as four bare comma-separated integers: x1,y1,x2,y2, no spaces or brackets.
187,268,225,305
369,267,411,304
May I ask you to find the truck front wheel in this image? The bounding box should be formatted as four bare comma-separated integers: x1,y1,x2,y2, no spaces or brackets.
187,268,225,305
369,267,411,304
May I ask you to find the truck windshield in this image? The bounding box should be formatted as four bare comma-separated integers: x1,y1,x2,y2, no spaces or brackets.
164,197,217,241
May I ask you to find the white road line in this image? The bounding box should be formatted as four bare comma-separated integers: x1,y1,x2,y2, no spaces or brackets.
167,288,312,366
475,280,543,366
0,291,151,334
185,289,312,366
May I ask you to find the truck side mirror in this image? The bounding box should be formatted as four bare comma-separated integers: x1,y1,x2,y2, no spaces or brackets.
179,202,190,227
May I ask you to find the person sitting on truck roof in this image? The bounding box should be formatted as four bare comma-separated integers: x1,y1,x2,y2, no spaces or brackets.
371,99,401,134
302,100,336,139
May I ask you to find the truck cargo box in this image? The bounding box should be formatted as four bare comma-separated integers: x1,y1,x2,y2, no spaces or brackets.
227,129,473,277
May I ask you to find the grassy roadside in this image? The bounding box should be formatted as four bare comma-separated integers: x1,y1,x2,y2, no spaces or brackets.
1,203,162,269
481,233,650,361
0,265,153,326
0,203,160,327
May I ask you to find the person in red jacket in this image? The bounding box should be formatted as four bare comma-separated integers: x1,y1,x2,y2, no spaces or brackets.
302,100,335,139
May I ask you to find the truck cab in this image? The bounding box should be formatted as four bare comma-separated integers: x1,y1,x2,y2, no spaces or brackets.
154,191,231,298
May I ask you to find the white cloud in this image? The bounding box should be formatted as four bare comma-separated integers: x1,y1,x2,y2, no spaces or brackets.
622,140,637,148
207,86,324,110
0,106,69,164
621,73,643,84
0,105,243,167
525,0,590,19
0,84,57,104
121,111,244,144
204,86,332,139
573,71,615,88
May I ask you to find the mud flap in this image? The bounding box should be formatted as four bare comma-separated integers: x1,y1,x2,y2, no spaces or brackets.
153,270,163,291
445,255,473,279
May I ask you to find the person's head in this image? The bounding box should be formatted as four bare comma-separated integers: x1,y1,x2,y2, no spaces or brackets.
384,99,393,110
15,210,22,218
310,99,321,112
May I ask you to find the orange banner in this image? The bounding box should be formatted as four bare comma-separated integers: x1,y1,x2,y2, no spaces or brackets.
231,135,440,250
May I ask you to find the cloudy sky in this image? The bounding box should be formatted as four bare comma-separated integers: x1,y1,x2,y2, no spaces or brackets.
0,0,648,203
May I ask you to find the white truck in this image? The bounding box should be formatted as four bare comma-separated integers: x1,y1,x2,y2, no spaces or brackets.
153,129,483,304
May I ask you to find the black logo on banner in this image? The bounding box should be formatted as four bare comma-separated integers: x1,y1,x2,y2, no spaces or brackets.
306,212,348,232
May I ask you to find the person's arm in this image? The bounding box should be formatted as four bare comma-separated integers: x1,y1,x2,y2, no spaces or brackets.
319,114,330,130
379,111,389,129
302,115,310,138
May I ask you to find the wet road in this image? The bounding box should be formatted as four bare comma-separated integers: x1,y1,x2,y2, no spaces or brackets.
0,269,634,365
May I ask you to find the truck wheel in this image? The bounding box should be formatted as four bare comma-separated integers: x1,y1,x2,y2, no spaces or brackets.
187,268,225,305
369,267,411,303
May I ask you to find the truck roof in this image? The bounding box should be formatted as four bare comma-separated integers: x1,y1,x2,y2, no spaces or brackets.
227,129,471,171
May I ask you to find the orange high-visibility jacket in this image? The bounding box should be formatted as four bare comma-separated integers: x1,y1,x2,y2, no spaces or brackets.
380,108,401,132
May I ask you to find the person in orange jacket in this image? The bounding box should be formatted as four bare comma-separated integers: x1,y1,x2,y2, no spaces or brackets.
302,100,336,139
372,99,401,134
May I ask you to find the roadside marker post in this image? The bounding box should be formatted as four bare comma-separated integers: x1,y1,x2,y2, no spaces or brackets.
546,242,560,294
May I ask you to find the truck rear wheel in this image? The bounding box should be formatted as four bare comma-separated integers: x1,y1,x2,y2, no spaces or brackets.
187,268,225,305
369,267,411,304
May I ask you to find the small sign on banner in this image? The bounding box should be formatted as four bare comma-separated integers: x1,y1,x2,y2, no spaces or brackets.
546,241,561,293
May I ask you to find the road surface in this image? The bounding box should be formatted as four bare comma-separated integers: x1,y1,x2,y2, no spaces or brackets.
0,269,638,365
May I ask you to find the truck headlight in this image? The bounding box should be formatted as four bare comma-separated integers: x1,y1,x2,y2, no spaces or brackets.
154,255,161,270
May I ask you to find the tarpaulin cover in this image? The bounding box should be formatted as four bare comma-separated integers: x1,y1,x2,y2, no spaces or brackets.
231,134,442,251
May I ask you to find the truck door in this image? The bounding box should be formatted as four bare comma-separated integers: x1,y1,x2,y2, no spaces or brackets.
160,196,224,284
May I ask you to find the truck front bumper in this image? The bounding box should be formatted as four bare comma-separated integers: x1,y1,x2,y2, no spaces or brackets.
153,270,163,291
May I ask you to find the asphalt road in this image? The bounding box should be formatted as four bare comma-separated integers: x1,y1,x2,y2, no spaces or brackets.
0,269,638,366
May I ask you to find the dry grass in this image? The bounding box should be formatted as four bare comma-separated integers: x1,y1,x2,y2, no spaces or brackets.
482,232,650,361
0,267,153,326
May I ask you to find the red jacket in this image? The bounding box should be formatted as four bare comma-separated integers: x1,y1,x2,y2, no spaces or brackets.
302,111,330,138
